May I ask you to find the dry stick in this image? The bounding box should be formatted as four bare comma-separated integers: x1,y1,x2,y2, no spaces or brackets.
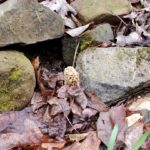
73,41,80,67
65,114,80,134
71,14,82,27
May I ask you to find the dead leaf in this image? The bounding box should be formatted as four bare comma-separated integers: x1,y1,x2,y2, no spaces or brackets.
142,137,150,149
125,122,144,150
126,113,143,127
68,86,88,109
0,108,44,150
67,123,84,132
57,85,69,99
96,112,112,145
41,140,66,149
48,97,70,116
128,94,150,111
86,91,109,112
32,56,40,71
109,105,128,143
63,142,81,150
66,24,90,37
31,92,47,113
66,132,90,142
41,69,63,89
64,132,100,150
48,113,67,140
82,108,98,118
70,100,82,116
116,32,143,46
40,0,77,28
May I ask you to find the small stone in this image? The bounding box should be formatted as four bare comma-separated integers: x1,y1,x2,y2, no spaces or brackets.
0,51,36,112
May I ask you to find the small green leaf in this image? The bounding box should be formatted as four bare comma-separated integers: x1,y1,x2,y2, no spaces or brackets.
132,130,150,150
108,124,119,150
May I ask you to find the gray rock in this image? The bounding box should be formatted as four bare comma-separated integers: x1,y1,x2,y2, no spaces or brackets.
0,51,35,112
71,0,131,23
0,0,64,47
76,47,150,102
62,36,78,66
80,23,114,50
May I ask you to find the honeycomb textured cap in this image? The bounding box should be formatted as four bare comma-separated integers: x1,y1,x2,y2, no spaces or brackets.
64,66,80,86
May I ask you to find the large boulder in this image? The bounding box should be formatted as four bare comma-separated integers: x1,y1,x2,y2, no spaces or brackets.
76,47,150,102
0,0,64,47
0,51,36,112
71,0,131,23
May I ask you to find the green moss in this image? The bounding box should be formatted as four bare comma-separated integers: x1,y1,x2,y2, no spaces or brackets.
0,96,16,112
0,68,22,112
80,36,93,51
0,79,15,112
9,68,22,81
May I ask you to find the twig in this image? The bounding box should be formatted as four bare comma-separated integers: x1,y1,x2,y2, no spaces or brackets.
72,40,80,67
65,114,80,134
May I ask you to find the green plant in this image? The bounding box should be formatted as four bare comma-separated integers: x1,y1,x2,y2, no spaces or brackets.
107,124,119,150
107,124,150,150
132,130,150,150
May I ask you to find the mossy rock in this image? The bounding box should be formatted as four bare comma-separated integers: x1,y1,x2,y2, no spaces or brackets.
80,24,114,51
0,51,35,112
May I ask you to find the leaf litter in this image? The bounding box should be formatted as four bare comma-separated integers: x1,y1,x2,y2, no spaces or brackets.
0,57,150,149
0,1,150,149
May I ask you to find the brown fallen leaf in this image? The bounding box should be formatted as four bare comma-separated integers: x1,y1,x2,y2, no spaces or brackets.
57,85,69,99
70,100,83,116
48,97,70,116
126,113,143,127
79,133,101,150
128,94,150,111
32,56,40,71
64,132,100,150
0,110,44,150
68,86,87,109
109,105,128,143
48,113,67,140
31,92,47,113
41,69,64,89
86,91,109,112
125,122,144,149
96,112,112,145
41,140,66,150
63,132,101,150
32,56,41,85
63,142,81,150
82,108,98,118
67,123,84,133
142,137,150,149
66,132,90,142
